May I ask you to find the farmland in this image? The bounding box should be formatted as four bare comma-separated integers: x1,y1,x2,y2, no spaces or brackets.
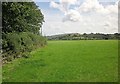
3,40,118,82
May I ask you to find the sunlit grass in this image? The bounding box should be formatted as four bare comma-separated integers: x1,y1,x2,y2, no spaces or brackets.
3,40,118,82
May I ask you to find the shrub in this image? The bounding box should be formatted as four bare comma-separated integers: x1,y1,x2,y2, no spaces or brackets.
20,32,34,52
2,32,47,62
4,33,21,53
22,52,31,58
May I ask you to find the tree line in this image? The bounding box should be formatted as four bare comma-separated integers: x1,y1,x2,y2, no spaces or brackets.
47,33,120,40
2,2,46,63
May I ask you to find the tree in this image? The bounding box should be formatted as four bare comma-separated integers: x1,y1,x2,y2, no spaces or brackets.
2,2,46,62
2,2,44,34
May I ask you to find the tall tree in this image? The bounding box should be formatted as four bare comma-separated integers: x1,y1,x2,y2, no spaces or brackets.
2,2,44,34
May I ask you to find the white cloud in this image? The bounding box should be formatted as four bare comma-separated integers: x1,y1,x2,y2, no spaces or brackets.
78,0,103,13
104,21,111,27
78,0,118,15
50,0,81,21
50,1,59,8
43,0,118,35
63,9,82,22
50,0,118,21
60,0,77,5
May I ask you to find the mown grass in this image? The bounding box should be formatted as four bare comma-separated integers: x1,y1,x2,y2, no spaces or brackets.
3,40,118,82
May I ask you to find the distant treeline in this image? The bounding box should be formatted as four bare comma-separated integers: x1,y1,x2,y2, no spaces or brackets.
47,33,120,40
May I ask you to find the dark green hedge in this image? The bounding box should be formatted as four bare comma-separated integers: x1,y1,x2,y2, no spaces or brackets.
2,32,47,62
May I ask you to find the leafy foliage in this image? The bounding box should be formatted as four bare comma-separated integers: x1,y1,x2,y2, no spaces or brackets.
2,2,44,34
2,2,46,63
2,32,47,62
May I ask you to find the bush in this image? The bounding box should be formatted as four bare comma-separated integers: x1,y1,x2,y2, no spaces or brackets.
22,52,31,58
2,32,47,62
5,33,21,53
20,32,34,52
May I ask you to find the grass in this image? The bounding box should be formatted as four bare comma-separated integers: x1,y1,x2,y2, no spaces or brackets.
2,40,118,82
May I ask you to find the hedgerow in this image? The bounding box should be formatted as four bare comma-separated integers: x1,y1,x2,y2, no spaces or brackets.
2,32,47,63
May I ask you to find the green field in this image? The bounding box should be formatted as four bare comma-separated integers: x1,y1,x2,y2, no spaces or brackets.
3,40,118,82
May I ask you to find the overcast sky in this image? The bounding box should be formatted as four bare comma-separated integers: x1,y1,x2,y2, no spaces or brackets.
35,0,119,36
